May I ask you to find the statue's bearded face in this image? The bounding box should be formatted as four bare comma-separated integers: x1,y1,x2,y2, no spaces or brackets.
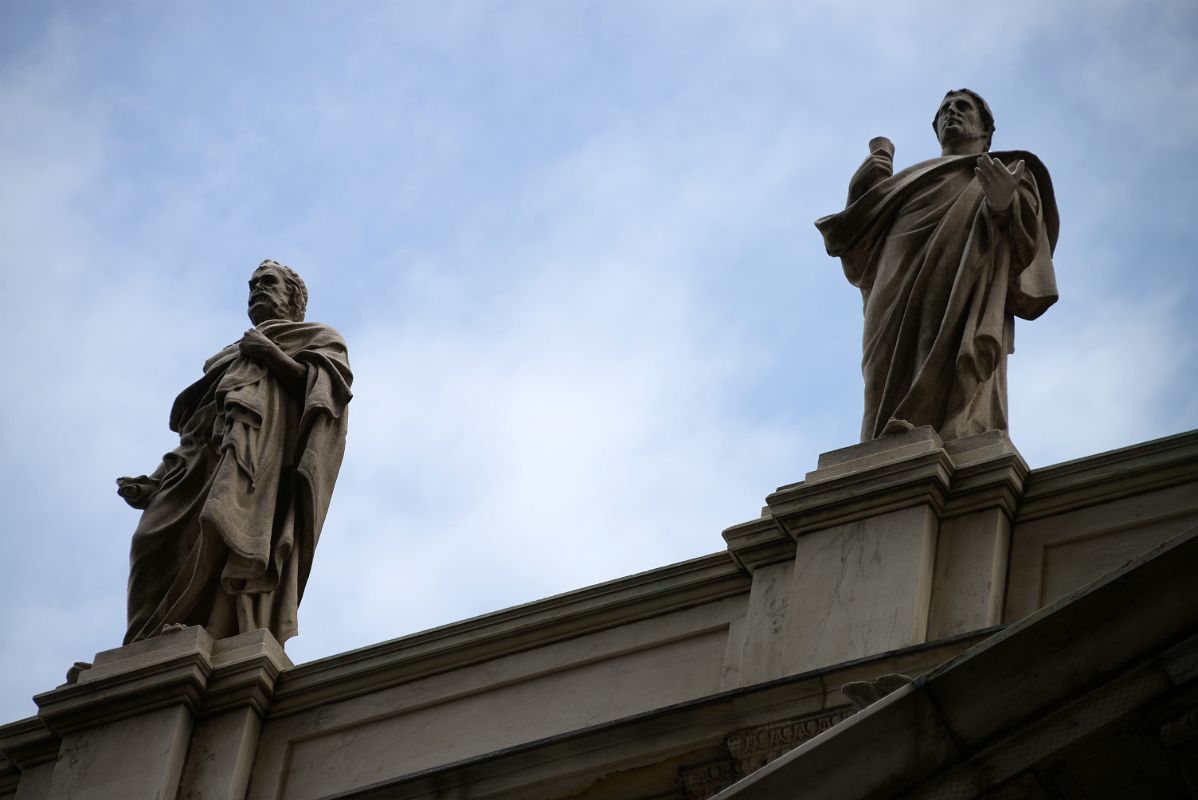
936,93,988,149
248,266,292,325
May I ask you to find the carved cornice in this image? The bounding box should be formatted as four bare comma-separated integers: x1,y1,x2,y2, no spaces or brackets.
272,553,750,717
0,716,59,769
34,653,211,736
767,449,953,539
941,451,1027,520
722,516,793,575
756,429,1039,541
27,627,292,739
204,630,293,716
1017,429,1198,522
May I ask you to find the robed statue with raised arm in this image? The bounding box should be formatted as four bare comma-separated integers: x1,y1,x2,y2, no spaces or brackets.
117,260,352,646
816,89,1059,442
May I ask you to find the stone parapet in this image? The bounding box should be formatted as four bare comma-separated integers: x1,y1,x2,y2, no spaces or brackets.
3,430,1194,800
766,427,954,537
1,627,290,800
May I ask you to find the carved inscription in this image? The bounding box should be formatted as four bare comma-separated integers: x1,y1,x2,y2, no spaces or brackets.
677,708,854,798
679,758,738,799
726,708,854,773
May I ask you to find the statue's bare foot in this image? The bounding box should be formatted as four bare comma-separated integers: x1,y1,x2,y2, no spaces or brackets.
160,623,189,636
882,418,915,435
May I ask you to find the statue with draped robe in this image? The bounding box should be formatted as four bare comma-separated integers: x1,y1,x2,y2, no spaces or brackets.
816,89,1059,442
117,260,352,645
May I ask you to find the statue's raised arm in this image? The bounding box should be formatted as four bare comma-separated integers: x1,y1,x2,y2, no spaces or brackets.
119,260,353,646
815,89,1059,443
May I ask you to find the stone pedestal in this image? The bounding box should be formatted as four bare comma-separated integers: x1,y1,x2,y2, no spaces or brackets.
726,427,1027,679
6,627,290,800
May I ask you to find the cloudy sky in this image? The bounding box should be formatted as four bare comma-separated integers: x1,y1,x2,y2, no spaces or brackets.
1,1,1195,722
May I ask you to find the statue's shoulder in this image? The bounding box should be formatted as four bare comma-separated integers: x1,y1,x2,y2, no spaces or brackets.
991,149,1051,177
262,320,347,347
304,321,348,350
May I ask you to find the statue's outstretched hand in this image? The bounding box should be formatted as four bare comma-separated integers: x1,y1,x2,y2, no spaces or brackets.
848,138,894,204
117,475,159,509
976,155,1025,213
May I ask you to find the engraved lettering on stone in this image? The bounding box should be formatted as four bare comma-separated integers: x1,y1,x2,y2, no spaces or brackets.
679,758,738,800
726,708,854,774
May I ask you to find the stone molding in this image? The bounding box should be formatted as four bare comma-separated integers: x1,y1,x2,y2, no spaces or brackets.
0,717,59,770
314,634,979,800
30,627,292,737
271,552,750,717
204,629,293,715
722,516,793,574
763,428,1036,541
768,448,953,539
940,442,1027,519
729,429,1197,574
680,708,857,798
34,634,212,736
1017,428,1198,522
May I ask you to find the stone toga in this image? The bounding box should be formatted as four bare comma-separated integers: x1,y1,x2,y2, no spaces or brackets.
125,320,352,645
816,151,1059,441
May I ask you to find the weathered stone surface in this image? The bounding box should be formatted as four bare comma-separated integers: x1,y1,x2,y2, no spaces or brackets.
1006,436,1198,620
680,759,738,799
734,561,794,686
782,504,938,674
926,509,1009,638
118,260,352,648
46,706,192,800
11,762,51,800
816,89,1058,442
178,708,260,800
713,526,1198,799
6,627,292,800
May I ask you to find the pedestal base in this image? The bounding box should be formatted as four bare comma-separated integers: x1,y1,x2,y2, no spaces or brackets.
727,427,1027,679
16,627,291,800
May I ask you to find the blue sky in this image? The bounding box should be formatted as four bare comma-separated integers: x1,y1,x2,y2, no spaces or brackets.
1,1,1195,722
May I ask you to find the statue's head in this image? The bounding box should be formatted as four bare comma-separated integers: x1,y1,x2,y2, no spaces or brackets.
933,89,994,154
248,259,308,325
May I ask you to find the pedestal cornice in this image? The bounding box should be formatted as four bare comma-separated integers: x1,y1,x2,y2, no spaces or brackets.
204,629,293,716
29,626,293,737
761,428,1032,540
767,447,953,539
33,628,214,736
723,515,794,574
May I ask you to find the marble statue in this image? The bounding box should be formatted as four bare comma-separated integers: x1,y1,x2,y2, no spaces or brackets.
816,89,1059,442
117,260,352,646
